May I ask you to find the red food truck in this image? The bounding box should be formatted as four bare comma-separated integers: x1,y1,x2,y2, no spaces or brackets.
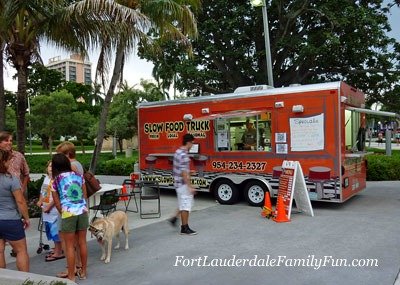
136,81,381,206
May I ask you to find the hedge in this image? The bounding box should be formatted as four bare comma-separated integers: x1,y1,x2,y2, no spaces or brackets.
365,149,400,181
26,152,138,174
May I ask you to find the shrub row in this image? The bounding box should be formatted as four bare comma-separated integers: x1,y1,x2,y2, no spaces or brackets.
365,150,400,181
26,152,138,175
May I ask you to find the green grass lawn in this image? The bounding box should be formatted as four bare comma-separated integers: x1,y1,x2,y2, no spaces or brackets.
23,144,95,154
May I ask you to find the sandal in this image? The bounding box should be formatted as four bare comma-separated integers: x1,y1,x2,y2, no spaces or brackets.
45,255,65,262
76,268,87,280
56,271,68,278
56,266,81,278
46,249,62,258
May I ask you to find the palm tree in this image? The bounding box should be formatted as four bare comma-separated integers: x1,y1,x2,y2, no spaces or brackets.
0,41,5,131
90,0,201,172
0,0,6,131
0,0,147,153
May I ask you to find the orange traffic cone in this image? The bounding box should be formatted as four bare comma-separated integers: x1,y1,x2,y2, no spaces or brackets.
264,192,272,211
273,195,290,223
261,192,273,219
119,185,128,201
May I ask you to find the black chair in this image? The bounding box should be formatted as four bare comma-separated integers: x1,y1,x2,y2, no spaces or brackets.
89,190,119,222
139,181,161,219
114,179,139,213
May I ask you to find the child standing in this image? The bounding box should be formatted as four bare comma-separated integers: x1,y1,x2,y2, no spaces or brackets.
378,132,383,146
51,153,88,282
37,161,64,262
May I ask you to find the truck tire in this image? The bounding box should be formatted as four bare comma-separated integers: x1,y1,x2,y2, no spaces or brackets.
213,179,239,204
245,180,267,207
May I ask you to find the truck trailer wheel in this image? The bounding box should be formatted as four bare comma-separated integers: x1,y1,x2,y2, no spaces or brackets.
245,181,267,207
213,179,239,204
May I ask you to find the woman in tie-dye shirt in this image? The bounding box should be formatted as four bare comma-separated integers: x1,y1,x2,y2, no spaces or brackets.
51,153,88,282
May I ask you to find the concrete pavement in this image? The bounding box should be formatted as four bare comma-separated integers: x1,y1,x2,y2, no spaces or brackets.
2,177,400,285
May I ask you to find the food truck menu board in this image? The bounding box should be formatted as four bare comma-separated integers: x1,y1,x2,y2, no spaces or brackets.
290,113,324,151
277,161,314,219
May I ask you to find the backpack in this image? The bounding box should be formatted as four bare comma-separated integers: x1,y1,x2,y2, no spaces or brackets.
84,170,101,198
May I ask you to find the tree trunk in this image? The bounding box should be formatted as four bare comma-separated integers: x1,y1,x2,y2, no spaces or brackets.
49,136,53,156
80,139,85,154
16,66,28,153
41,134,49,150
118,138,123,153
90,43,125,173
0,43,5,131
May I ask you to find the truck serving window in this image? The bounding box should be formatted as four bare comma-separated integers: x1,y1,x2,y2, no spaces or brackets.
345,109,361,151
215,112,272,152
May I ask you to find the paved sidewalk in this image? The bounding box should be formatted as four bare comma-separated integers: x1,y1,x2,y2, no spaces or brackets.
367,141,400,150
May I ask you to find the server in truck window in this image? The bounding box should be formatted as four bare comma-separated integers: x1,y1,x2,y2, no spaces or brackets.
241,119,257,150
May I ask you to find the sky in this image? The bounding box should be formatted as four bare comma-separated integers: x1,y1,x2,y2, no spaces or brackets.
2,3,400,92
386,1,400,40
3,47,155,92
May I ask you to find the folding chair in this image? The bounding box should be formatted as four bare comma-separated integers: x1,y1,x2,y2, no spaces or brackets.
139,181,161,219
115,179,139,213
89,190,119,222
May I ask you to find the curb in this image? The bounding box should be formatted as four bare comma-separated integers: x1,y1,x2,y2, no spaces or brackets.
0,268,77,285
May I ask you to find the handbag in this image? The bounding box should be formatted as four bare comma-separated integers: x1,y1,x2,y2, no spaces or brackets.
84,170,101,198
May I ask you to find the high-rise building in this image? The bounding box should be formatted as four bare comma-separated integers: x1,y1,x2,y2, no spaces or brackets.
46,54,92,85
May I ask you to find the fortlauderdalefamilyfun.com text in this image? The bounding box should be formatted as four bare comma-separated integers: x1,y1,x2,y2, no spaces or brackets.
173,255,379,270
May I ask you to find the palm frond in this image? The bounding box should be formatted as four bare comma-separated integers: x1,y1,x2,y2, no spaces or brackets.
96,44,112,88
141,0,199,38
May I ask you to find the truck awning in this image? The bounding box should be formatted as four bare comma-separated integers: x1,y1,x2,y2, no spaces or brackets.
194,110,268,120
346,107,400,119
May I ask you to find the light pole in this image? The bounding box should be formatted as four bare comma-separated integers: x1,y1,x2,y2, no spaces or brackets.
250,0,274,87
27,95,32,155
369,102,382,148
